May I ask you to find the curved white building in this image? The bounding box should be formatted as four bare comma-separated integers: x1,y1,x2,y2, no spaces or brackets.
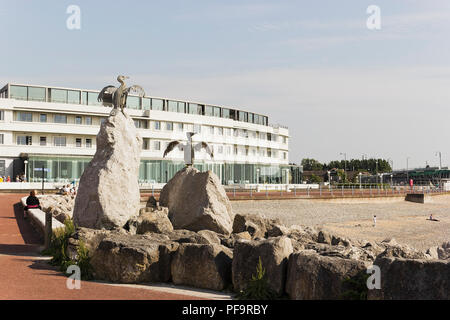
0,83,301,185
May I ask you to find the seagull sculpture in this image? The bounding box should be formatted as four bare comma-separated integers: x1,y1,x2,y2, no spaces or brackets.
98,75,145,115
163,132,214,166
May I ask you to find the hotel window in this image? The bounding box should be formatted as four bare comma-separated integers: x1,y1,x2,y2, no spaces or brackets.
142,98,151,110
283,152,287,160
16,112,32,122
154,121,161,130
213,107,221,117
40,136,47,146
0,110,4,120
54,114,67,124
245,147,249,156
50,89,67,103
218,127,223,135
54,137,67,147
68,90,80,104
218,146,223,154
0,134,3,144
234,146,238,155
87,92,101,106
86,139,92,148
76,138,82,148
178,102,185,113
28,87,46,102
17,135,32,145
222,108,230,119
226,146,231,155
209,126,214,135
252,149,256,156
142,138,150,150
166,122,173,131
205,106,214,117
9,85,28,100
177,123,184,131
154,141,161,151
0,160,5,176
40,114,47,123
85,117,92,125
75,116,82,125
168,101,178,113
283,136,287,144
127,96,141,109
233,129,238,137
267,133,272,141
152,99,164,111
188,103,202,115
81,92,87,105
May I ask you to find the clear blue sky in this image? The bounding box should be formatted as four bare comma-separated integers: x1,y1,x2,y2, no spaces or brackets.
1,0,450,169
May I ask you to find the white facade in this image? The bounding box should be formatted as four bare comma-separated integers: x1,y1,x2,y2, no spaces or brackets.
0,83,298,185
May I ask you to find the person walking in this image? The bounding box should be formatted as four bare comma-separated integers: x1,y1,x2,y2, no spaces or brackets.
373,215,377,227
24,190,41,219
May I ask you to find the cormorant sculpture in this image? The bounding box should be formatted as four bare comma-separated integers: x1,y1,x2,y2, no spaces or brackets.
163,132,214,166
98,75,145,115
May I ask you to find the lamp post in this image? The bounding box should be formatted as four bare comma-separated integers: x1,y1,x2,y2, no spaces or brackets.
340,152,347,183
327,171,331,189
436,151,442,170
23,160,28,182
406,157,410,185
359,172,362,189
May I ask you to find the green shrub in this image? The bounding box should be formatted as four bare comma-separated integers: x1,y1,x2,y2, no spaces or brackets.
42,219,93,280
236,257,277,300
341,271,370,300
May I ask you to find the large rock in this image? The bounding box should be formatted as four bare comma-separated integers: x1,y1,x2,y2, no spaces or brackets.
67,227,111,260
73,111,142,229
232,236,293,296
90,233,178,283
127,208,173,235
368,257,450,300
40,195,75,223
159,166,234,235
171,243,233,291
286,251,367,300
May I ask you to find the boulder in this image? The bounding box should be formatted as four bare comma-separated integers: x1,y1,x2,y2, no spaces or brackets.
171,243,233,291
167,229,219,245
197,230,222,245
377,243,430,260
286,251,367,300
40,195,75,223
232,214,268,239
127,208,173,235
90,233,178,283
159,167,234,235
73,111,142,230
368,257,450,300
232,236,293,296
317,230,332,244
437,242,450,260
67,227,111,260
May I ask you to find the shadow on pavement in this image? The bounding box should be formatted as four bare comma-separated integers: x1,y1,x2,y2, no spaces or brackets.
13,202,42,245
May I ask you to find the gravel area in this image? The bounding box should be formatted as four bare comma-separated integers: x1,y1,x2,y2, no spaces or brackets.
231,195,450,250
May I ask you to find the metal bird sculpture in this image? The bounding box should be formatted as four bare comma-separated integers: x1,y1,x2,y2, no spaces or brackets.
163,132,214,166
98,75,146,115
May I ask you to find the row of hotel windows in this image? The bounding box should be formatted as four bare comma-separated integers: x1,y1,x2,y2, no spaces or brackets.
142,139,287,159
12,111,289,144
5,134,287,159
15,135,92,148
3,85,269,125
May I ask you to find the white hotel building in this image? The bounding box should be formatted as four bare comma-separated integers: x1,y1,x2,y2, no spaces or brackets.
0,83,301,185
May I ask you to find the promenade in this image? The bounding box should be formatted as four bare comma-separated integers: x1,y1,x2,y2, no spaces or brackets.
0,193,207,300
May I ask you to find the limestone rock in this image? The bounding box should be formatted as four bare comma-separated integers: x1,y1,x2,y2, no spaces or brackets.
167,229,219,245
73,111,142,230
159,167,234,235
146,196,158,208
197,230,222,245
90,233,178,283
40,195,75,223
67,227,111,260
127,208,173,235
232,236,293,296
171,243,233,291
368,257,450,300
286,251,367,300
232,213,268,239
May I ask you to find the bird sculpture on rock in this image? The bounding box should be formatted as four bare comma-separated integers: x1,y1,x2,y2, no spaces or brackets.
163,132,214,166
98,75,145,115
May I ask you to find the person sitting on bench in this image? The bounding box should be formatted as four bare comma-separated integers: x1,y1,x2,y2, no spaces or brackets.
24,190,41,219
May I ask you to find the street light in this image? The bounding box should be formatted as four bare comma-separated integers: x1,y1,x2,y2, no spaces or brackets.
23,160,28,181
358,172,362,189
340,152,347,183
436,151,442,170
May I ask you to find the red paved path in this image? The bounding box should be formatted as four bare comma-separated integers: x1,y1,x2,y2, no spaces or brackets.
0,193,203,300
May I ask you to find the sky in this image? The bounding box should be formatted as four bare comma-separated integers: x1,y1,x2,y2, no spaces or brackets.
1,0,449,170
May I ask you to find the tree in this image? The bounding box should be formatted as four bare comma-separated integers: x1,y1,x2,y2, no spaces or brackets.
301,158,323,171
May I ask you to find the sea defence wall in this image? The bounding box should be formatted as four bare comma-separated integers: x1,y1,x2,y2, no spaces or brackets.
405,193,432,204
